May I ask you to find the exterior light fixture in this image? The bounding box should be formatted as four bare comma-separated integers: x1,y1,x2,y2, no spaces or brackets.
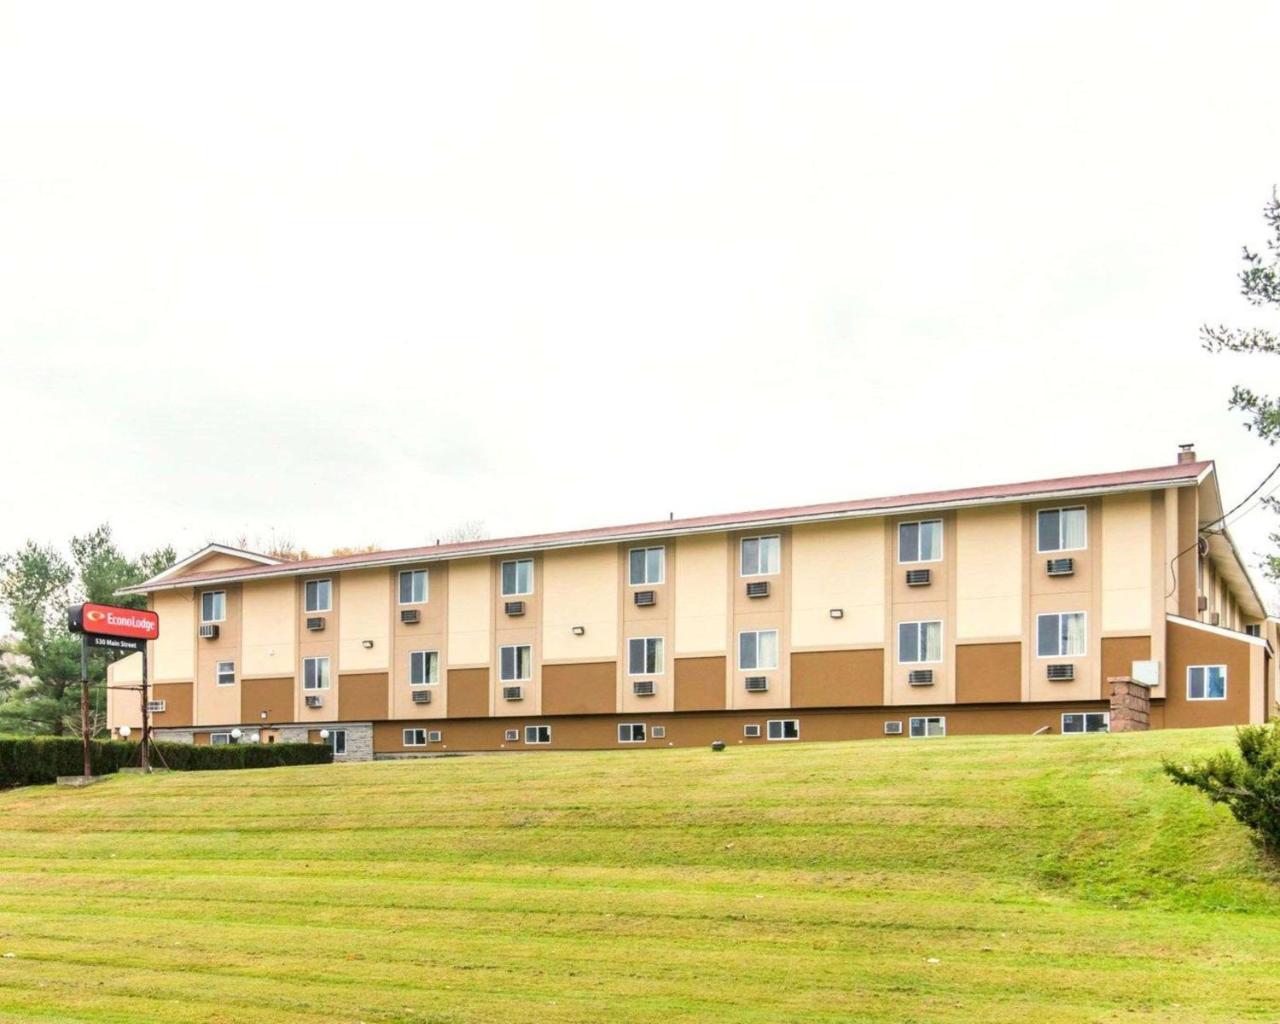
230,728,242,742
118,725,131,739
259,711,268,720
830,608,844,619
572,626,585,636
319,729,330,741
361,640,374,649
249,732,261,744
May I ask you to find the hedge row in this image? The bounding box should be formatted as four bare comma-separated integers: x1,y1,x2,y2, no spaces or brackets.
0,736,332,789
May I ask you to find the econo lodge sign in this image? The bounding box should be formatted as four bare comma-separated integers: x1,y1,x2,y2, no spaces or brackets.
68,602,160,642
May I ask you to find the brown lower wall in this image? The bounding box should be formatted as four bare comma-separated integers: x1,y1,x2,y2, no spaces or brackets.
339,673,389,720
1101,636,1151,697
150,682,193,727
541,661,617,715
674,656,726,711
447,668,490,718
1164,620,1254,728
372,701,1115,754
790,649,884,707
955,643,1020,703
241,677,295,725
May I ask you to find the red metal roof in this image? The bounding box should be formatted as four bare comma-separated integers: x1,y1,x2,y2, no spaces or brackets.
136,460,1211,591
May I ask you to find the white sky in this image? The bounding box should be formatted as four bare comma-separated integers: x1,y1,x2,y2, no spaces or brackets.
1,2,1278,612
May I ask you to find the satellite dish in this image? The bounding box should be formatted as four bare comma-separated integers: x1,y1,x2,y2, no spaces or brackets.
1197,536,1209,558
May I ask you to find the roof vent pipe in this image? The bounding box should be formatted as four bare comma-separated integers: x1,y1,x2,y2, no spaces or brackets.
1177,444,1196,464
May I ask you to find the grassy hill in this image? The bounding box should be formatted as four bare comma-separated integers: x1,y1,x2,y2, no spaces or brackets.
0,727,1277,1023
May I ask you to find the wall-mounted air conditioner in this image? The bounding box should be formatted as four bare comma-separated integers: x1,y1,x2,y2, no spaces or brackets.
304,694,323,708
632,679,655,696
1046,663,1075,682
1046,558,1075,576
1196,595,1208,611
884,720,903,735
504,729,519,742
145,700,166,713
502,685,524,701
411,689,432,704
427,731,442,743
905,569,932,587
744,676,769,692
306,617,326,632
504,600,525,616
199,624,219,640
743,724,761,737
745,581,770,598
400,608,421,624
633,590,656,607
652,726,666,739
907,669,934,686
1207,612,1220,626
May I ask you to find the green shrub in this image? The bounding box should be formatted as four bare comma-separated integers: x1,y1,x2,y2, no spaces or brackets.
0,736,332,789
1164,720,1280,857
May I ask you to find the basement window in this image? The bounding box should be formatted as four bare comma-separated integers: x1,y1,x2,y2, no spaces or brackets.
403,729,428,746
618,723,646,743
210,732,232,745
1062,712,1109,734
525,725,551,745
909,716,946,739
767,719,799,741
329,730,348,755
1187,665,1226,701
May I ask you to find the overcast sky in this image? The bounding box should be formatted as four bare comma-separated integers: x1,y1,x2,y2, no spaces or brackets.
2,2,1278,611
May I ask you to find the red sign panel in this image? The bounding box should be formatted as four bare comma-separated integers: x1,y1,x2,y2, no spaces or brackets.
68,602,160,641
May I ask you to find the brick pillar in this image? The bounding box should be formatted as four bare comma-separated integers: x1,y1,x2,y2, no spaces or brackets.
1108,676,1153,732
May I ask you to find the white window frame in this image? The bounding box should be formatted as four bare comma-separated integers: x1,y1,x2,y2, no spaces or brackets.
499,644,533,682
302,656,331,690
1061,712,1109,734
409,649,440,686
216,660,236,687
525,724,551,745
897,620,943,664
403,728,428,747
398,569,428,605
304,578,332,613
627,636,665,676
767,719,799,741
200,590,226,624
739,535,781,577
618,723,646,743
909,716,946,739
737,629,780,671
897,519,943,564
743,724,761,738
329,729,348,755
1036,611,1087,658
501,558,534,597
1187,664,1228,701
210,732,232,745
628,546,666,586
1036,506,1088,554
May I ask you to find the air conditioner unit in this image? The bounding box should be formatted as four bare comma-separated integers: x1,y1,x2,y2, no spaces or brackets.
907,669,934,686
304,694,323,708
1046,557,1075,576
1046,663,1075,682
145,700,166,713
743,724,761,738
632,679,656,696
1207,612,1220,626
411,689,432,704
745,581,770,598
884,720,903,735
905,568,932,587
400,608,421,624
199,624,219,640
1196,595,1208,611
504,729,519,742
652,726,666,739
504,600,525,616
502,685,524,701
427,730,442,743
744,676,769,692
633,590,656,607
306,617,326,631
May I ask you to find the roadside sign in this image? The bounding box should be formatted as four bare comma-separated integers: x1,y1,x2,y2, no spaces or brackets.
67,602,160,643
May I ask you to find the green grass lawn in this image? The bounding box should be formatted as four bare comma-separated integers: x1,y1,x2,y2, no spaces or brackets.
0,727,1277,1024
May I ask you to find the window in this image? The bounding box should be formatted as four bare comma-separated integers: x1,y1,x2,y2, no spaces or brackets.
909,716,946,738
652,725,666,739
743,724,761,738
399,569,428,604
1188,665,1227,701
403,728,428,746
1245,623,1261,637
504,729,520,742
738,629,779,671
501,559,533,596
410,650,439,686
898,621,942,663
1037,506,1087,553
329,730,348,755
499,645,532,682
629,547,665,586
304,579,332,613
628,637,665,675
618,723,646,743
740,535,781,577
201,591,226,623
303,656,331,690
767,719,799,741
1036,612,1087,658
216,661,235,686
525,724,551,745
1062,712,1109,734
210,732,232,745
898,520,942,563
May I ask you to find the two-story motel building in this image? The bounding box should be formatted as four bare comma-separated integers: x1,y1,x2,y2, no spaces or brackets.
108,449,1276,760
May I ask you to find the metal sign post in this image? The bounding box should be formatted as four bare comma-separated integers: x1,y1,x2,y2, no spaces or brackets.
80,636,90,778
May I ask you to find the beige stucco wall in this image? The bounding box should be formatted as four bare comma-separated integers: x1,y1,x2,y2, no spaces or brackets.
955,506,1022,640
107,653,143,730
339,568,390,671
674,533,728,655
542,545,618,661
241,577,296,678
1101,492,1152,633
153,590,195,682
447,557,491,666
790,519,884,648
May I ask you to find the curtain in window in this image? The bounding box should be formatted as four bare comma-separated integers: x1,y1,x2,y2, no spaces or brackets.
922,621,942,662
1063,613,1086,656
920,521,942,561
1062,509,1086,550
757,630,778,669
